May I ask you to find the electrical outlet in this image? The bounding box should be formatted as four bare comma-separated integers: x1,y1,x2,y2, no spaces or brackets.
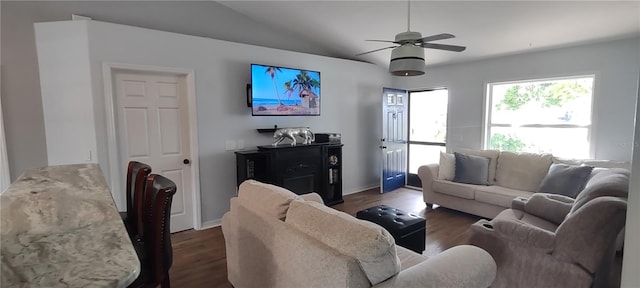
237,140,245,150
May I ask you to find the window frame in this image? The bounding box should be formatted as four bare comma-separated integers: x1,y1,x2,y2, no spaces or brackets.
483,74,596,159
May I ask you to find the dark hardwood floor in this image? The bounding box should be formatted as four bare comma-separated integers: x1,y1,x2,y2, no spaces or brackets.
168,187,622,287
168,187,480,287
330,187,482,258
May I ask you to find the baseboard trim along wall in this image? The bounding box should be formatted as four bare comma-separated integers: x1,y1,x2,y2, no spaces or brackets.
199,219,222,230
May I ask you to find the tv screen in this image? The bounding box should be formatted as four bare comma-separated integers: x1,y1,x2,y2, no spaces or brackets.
251,63,320,116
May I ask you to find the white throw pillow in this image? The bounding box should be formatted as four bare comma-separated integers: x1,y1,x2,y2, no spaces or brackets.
438,152,455,180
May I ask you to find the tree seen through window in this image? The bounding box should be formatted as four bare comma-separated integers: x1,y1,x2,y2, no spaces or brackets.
487,76,593,158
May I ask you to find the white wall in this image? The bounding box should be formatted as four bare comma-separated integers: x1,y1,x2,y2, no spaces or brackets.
394,38,640,161
1,1,335,181
35,20,389,224
621,76,640,287
35,21,98,165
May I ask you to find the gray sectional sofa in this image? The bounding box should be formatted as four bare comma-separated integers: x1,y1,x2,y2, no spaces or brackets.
417,149,630,219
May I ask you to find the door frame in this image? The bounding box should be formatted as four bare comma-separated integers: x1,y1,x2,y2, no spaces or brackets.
102,62,202,230
406,88,449,188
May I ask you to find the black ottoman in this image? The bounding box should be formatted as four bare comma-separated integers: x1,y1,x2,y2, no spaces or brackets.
356,205,426,254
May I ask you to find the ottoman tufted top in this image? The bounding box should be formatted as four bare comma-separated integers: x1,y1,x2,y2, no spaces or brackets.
356,205,425,235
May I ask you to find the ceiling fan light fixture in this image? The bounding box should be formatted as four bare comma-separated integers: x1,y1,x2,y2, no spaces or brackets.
389,45,425,76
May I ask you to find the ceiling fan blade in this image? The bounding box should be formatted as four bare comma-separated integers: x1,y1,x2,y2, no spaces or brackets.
419,33,455,43
421,43,466,52
356,46,397,56
365,39,397,43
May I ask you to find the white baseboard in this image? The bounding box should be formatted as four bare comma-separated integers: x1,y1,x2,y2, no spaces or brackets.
198,218,222,230
343,184,380,195
404,185,422,191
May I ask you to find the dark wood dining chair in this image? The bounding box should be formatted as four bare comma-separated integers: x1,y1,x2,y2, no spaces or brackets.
128,174,177,288
120,161,152,241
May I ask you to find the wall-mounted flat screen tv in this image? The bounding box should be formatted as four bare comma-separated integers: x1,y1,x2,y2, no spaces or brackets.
251,63,321,116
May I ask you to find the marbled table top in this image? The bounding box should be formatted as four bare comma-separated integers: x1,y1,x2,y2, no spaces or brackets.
1,164,140,287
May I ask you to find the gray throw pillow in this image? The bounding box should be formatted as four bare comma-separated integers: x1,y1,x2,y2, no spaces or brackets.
537,163,594,198
453,152,490,185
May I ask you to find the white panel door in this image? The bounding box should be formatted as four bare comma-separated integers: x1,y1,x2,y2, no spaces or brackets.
115,72,193,233
381,88,408,193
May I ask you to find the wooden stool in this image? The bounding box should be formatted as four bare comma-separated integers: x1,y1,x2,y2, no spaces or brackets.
120,161,152,241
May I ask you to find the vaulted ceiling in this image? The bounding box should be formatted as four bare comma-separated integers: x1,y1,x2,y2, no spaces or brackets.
219,1,640,68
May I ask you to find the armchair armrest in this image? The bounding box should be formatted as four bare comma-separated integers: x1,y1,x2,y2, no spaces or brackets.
511,197,528,211
515,193,574,225
299,192,324,204
374,245,496,288
491,212,556,251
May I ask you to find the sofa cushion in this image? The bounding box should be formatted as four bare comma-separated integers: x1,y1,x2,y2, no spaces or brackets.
238,180,299,220
433,180,476,199
475,185,534,208
438,152,455,180
459,149,500,184
537,163,593,198
453,152,490,185
285,199,401,285
495,151,553,191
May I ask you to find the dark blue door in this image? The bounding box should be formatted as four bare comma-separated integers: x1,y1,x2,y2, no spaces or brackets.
381,88,408,193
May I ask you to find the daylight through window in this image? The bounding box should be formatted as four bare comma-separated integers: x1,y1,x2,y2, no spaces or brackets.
485,75,594,159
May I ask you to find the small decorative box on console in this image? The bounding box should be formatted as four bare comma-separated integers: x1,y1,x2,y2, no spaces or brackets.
315,133,341,143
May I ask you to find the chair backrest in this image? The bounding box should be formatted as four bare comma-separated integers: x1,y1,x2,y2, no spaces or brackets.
569,168,629,215
142,174,177,284
126,161,152,238
555,196,627,274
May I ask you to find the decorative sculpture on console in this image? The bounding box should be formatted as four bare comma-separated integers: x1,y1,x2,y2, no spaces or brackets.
273,127,315,146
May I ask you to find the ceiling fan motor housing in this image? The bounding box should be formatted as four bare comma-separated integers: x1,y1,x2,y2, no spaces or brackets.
389,44,425,76
394,31,423,44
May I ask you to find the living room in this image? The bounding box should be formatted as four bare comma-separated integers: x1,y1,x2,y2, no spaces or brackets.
1,1,639,287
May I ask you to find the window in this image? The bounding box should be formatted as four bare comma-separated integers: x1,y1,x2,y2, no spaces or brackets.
407,89,448,187
485,75,594,159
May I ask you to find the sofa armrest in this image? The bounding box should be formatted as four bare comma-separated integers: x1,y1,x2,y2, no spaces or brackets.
299,192,324,204
374,245,496,288
516,193,574,225
417,164,439,193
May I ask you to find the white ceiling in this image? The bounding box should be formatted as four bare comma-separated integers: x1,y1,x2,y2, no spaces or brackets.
219,1,640,68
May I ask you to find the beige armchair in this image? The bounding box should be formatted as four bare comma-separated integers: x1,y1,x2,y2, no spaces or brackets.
469,169,629,288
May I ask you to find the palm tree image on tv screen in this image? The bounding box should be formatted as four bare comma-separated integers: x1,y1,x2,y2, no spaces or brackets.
251,64,320,116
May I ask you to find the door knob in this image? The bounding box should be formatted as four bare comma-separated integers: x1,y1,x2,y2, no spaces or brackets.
379,146,387,149
183,159,191,165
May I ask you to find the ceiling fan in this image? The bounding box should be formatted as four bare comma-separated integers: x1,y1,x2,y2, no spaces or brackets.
357,0,466,76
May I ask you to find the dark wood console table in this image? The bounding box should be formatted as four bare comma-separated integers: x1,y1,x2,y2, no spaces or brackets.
235,143,344,206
